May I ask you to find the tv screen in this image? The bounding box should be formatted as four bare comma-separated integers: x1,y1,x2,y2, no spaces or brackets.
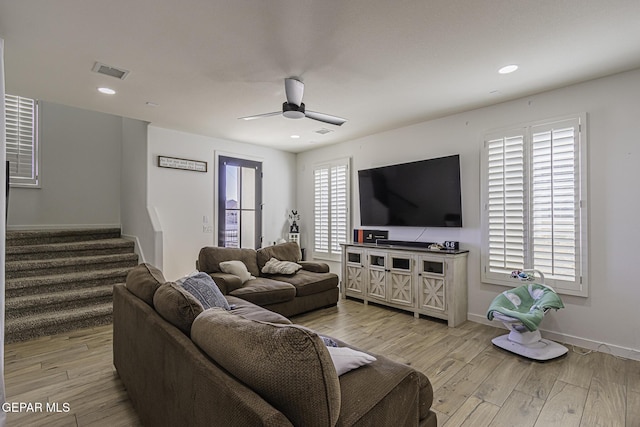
358,155,462,227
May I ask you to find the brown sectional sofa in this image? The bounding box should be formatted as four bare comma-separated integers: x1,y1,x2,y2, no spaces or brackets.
114,263,438,427
197,242,339,317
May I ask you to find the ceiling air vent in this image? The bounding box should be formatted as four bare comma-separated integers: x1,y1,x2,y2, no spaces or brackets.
92,62,130,80
315,128,333,135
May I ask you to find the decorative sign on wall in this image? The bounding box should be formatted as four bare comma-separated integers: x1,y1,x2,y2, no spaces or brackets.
158,156,207,172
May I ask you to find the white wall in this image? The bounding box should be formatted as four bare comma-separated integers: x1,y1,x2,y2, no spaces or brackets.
147,126,296,281
8,102,122,228
121,118,164,267
297,68,640,359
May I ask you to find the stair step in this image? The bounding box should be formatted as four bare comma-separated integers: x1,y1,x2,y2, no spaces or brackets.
4,227,138,343
6,238,135,261
5,303,113,344
6,227,122,246
6,268,131,298
5,253,139,279
5,284,115,319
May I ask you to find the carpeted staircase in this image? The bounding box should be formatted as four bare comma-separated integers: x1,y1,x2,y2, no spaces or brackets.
5,228,139,343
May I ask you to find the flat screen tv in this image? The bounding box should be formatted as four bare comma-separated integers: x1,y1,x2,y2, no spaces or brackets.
358,154,462,227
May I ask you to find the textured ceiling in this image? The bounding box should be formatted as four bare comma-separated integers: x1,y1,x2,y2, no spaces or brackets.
1,0,640,152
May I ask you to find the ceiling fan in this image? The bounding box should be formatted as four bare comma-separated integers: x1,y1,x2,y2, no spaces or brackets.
239,77,347,126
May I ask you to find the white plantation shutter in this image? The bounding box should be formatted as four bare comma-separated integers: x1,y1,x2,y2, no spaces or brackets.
486,132,526,274
531,122,578,283
314,168,329,253
5,94,38,186
481,115,587,296
314,158,350,259
330,164,348,253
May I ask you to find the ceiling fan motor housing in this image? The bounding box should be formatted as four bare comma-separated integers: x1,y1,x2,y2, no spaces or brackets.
282,102,306,119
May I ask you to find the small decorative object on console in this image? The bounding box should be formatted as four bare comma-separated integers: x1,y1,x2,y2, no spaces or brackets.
288,209,300,233
443,241,459,250
428,243,444,251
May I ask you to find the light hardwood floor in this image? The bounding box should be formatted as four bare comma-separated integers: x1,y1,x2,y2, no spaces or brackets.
4,299,640,426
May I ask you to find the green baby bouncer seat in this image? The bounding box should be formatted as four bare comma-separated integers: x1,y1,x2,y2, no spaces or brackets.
486,270,568,361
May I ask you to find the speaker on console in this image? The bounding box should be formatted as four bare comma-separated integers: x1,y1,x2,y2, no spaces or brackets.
353,229,389,244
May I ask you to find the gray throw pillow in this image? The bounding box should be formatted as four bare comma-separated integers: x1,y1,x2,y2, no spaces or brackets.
153,282,203,335
261,257,302,275
180,272,231,310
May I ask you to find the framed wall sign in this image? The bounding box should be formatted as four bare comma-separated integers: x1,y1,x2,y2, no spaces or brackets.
158,156,207,172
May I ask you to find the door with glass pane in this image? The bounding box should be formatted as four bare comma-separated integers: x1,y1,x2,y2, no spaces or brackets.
218,156,262,249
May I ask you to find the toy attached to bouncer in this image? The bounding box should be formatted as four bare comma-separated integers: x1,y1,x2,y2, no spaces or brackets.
486,269,568,361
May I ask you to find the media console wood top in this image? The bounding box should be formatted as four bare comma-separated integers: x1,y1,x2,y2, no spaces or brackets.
341,242,469,255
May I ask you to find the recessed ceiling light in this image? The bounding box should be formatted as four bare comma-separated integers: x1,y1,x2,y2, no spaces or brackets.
498,65,518,74
98,87,116,95
290,135,300,139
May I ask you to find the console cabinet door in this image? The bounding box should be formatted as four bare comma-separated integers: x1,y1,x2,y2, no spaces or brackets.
388,253,414,307
367,251,387,301
417,256,446,313
344,248,365,296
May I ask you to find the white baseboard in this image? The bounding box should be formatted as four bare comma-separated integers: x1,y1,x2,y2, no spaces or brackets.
468,313,640,362
7,223,122,231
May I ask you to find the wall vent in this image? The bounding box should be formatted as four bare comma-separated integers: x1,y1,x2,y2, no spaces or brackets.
92,62,130,80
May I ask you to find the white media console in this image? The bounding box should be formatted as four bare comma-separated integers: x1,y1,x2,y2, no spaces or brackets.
340,243,469,327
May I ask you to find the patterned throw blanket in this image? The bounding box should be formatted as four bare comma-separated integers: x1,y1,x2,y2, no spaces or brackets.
487,283,564,331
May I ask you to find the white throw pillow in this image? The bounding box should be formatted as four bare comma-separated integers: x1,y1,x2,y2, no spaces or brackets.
326,346,377,375
219,260,255,284
261,257,302,275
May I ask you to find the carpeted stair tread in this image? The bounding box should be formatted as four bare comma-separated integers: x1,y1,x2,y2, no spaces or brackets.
5,253,139,279
6,238,134,261
5,227,138,343
6,227,122,246
5,267,131,297
5,303,114,344
5,284,115,316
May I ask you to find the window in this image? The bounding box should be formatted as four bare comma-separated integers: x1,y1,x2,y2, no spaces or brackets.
218,155,262,249
5,94,39,187
481,115,588,296
314,158,350,260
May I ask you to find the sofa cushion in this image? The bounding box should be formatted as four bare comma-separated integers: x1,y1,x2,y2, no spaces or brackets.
180,272,231,310
219,260,255,283
225,295,292,324
256,242,302,271
125,263,165,306
205,273,242,295
324,335,433,427
153,282,203,335
228,278,296,306
191,309,341,427
299,261,330,273
198,247,260,277
261,257,302,275
267,269,338,297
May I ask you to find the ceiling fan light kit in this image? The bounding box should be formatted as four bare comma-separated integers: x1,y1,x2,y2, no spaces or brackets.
239,78,347,126
282,102,306,119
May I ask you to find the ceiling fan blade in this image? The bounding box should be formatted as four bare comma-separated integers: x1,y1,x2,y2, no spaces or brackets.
285,78,304,106
238,111,281,121
305,110,347,126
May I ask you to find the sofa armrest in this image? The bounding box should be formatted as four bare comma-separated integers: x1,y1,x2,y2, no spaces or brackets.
207,272,243,294
298,261,330,273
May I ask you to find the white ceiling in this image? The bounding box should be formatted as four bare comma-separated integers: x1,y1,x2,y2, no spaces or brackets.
1,0,640,153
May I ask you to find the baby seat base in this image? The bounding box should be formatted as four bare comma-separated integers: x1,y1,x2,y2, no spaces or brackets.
492,333,568,361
